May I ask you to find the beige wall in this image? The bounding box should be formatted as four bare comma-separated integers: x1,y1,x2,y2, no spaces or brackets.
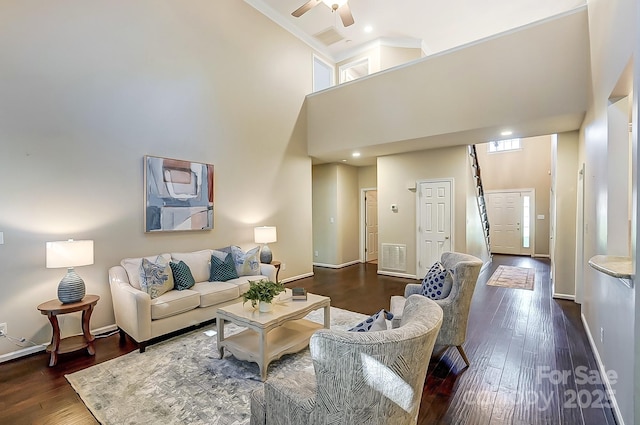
552,132,578,298
358,165,377,189
377,146,474,277
580,0,637,421
476,135,552,255
379,46,423,71
0,1,314,358
312,164,359,266
312,165,338,265
337,165,360,264
337,45,423,83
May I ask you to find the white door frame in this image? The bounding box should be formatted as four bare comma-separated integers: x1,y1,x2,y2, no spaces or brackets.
415,178,454,277
485,188,536,256
360,187,377,262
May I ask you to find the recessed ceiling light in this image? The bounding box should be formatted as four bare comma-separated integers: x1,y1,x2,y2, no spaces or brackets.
352,152,361,157
501,130,513,136
364,25,373,33
341,159,347,162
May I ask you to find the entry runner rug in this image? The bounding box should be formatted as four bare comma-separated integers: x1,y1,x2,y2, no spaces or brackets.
486,265,535,290
66,306,367,425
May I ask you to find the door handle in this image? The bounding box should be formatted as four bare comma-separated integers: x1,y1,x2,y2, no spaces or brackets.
445,236,450,240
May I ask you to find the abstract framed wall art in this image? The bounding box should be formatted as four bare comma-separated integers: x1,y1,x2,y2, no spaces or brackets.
144,155,214,232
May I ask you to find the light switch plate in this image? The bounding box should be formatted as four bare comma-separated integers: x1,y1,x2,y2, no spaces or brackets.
0,232,4,245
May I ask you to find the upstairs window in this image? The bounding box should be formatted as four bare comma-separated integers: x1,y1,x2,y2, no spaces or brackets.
313,55,334,93
488,138,521,153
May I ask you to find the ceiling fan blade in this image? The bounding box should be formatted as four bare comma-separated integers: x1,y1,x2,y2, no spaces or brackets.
338,3,354,27
292,0,322,17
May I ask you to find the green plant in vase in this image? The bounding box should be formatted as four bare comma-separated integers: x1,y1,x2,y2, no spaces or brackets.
243,279,286,312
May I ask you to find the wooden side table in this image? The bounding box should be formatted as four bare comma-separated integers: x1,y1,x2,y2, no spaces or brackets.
37,294,99,366
271,260,281,283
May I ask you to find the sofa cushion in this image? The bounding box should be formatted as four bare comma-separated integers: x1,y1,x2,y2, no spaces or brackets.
191,282,240,308
226,275,264,294
121,253,171,290
170,260,196,290
209,253,239,282
421,261,453,300
171,250,213,283
150,289,200,320
140,257,175,299
230,246,261,276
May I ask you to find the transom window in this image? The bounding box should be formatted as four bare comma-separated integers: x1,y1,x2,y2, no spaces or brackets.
488,138,521,152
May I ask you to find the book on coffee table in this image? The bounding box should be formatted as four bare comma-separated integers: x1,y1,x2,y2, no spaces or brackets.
291,287,307,301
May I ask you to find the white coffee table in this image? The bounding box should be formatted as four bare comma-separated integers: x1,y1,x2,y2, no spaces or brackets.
216,291,330,381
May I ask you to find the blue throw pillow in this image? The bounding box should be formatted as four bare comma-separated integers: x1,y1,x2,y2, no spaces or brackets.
170,260,195,290
209,253,239,282
348,309,394,332
421,261,453,300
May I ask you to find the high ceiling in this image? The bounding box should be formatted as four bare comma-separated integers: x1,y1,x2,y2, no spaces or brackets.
245,0,586,62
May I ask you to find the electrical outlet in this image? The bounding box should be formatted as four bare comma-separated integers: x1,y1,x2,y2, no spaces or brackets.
600,327,604,343
0,323,7,337
282,263,286,271
314,251,319,257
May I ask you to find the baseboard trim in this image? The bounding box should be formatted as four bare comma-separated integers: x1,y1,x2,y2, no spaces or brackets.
281,272,314,283
580,313,624,425
377,270,417,280
312,260,361,269
0,323,122,364
0,344,47,364
532,254,551,258
552,293,575,301
93,324,118,336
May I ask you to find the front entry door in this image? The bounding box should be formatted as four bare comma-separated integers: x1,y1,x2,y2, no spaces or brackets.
417,180,452,278
486,191,525,255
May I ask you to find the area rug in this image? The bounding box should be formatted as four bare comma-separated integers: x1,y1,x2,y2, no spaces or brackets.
66,307,367,425
486,265,535,290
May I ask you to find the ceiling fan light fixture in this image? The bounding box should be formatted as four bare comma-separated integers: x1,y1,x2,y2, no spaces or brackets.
322,0,348,10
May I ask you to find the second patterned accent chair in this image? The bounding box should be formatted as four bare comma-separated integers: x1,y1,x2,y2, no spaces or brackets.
389,251,483,367
250,294,443,425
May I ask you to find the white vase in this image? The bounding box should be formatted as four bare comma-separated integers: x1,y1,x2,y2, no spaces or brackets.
259,301,273,313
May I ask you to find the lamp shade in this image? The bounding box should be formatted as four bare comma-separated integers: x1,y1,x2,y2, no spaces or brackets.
254,227,277,244
46,239,94,269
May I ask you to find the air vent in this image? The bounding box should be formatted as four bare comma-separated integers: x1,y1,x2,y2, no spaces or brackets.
314,27,344,46
381,243,407,272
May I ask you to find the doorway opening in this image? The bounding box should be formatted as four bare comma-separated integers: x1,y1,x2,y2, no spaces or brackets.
361,188,378,264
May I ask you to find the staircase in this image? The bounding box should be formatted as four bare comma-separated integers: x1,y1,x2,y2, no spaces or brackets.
469,145,491,255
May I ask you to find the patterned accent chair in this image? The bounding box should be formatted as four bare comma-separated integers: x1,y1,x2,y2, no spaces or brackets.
250,294,443,425
389,251,483,367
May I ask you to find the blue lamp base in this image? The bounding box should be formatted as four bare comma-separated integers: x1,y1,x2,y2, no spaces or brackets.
260,244,273,264
58,267,86,304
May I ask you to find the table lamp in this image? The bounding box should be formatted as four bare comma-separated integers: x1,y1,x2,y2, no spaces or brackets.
46,239,94,304
254,226,277,264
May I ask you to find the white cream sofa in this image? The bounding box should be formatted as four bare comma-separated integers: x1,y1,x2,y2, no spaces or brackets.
109,248,276,352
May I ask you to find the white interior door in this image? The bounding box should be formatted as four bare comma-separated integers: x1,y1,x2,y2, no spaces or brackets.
365,190,378,262
417,180,452,277
486,191,530,255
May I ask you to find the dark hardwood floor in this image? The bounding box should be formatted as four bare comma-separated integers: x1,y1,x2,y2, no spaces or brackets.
0,255,617,424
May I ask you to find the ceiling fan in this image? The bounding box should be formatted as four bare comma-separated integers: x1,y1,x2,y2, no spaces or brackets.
292,0,355,27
